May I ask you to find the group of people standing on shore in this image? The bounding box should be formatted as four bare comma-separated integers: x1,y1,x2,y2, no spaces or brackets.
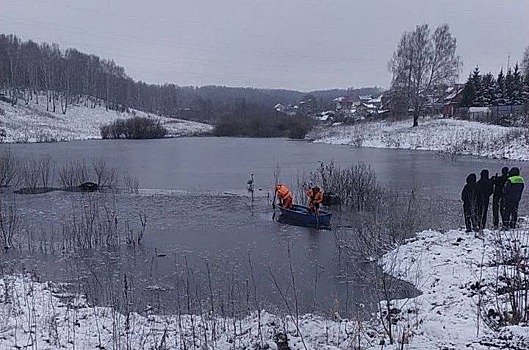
462,166,525,232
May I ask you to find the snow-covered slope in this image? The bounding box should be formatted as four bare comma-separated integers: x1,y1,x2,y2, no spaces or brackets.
0,97,213,143
310,117,529,160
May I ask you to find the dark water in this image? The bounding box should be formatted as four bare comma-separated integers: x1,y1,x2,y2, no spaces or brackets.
1,138,526,317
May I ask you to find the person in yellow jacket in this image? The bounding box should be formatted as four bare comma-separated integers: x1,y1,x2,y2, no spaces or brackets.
275,184,294,209
307,186,323,213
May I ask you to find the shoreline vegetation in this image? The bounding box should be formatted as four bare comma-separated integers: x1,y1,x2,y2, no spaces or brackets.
100,116,168,139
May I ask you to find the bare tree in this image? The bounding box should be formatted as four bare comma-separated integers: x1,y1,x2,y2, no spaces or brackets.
92,158,116,188
0,148,17,187
5,35,21,106
389,23,461,126
58,160,89,189
0,194,19,250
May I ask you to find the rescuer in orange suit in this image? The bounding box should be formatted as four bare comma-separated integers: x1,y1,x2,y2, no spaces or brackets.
275,184,294,209
307,186,323,214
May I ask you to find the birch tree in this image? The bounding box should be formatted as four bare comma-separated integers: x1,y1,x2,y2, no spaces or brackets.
389,24,461,126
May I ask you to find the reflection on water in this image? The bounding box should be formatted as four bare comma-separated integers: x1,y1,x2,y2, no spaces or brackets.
1,137,525,318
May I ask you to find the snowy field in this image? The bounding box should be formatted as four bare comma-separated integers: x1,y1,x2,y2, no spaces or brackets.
310,117,529,161
0,97,213,143
1,224,528,349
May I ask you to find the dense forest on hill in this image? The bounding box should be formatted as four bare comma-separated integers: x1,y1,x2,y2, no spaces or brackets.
0,34,381,132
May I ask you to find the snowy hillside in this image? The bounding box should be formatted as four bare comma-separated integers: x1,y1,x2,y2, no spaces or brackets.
0,97,213,143
310,117,529,161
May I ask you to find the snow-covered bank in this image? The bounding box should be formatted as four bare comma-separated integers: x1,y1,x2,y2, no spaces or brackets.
0,274,371,350
310,118,529,161
0,97,213,143
379,225,529,349
2,224,528,349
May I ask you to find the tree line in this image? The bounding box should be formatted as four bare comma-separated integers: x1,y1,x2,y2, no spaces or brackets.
0,33,381,130
0,34,130,114
460,65,529,108
0,34,304,121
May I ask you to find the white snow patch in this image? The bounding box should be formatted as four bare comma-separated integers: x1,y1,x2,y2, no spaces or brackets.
310,117,529,160
0,96,212,143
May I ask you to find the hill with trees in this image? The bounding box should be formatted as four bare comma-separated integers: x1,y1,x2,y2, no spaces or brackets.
0,33,381,137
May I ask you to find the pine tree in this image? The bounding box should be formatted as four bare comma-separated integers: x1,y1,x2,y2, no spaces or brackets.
521,50,529,107
494,69,506,106
470,67,483,106
481,72,495,106
460,73,475,107
524,72,529,104
511,63,524,105
505,68,515,105
522,46,529,80
522,74,529,114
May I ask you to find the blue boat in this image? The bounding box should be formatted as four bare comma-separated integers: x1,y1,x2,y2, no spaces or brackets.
278,204,332,228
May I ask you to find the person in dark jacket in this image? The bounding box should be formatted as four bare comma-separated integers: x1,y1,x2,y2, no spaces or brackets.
477,169,493,229
491,167,509,228
503,167,524,229
461,173,481,232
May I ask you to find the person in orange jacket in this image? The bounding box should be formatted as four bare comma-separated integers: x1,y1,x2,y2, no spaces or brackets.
307,186,323,213
275,184,293,209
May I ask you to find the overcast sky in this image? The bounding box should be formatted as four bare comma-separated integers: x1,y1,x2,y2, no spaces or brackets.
1,0,528,91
